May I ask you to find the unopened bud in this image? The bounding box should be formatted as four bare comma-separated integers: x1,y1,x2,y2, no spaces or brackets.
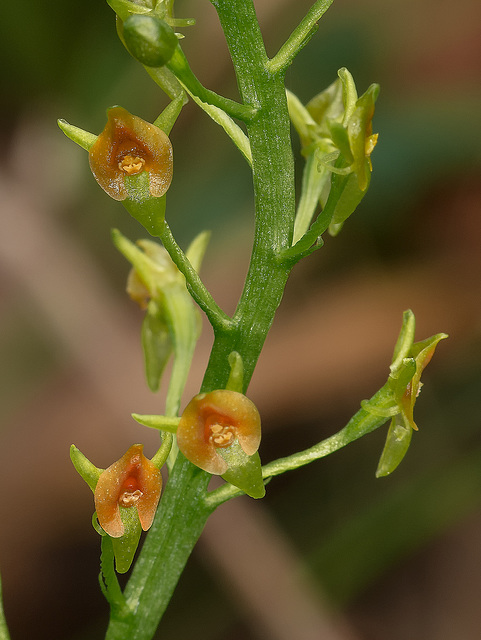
123,15,178,67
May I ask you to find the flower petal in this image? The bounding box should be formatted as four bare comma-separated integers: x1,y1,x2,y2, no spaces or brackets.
177,394,228,474
136,454,163,531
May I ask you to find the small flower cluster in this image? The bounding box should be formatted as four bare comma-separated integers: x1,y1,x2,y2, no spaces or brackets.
288,67,379,238
72,387,263,571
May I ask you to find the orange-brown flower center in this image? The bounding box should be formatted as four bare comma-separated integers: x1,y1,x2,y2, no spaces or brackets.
119,489,143,507
118,474,143,507
118,154,146,176
208,422,235,448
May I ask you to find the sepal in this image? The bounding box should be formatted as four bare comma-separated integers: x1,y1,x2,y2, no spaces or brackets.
70,445,103,492
177,389,263,497
73,444,167,573
375,414,413,477
111,507,143,573
57,119,97,151
88,106,173,206
219,443,265,499
141,301,172,392
131,413,180,432
326,164,371,236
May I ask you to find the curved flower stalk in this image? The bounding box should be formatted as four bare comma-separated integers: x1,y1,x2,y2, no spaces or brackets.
111,0,255,159
70,443,168,573
207,310,449,508
177,390,261,474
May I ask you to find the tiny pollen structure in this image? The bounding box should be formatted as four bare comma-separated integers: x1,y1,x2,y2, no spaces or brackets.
119,154,146,175
209,423,235,447
119,489,143,507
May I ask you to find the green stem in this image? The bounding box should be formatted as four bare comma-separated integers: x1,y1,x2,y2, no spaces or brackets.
267,0,335,74
0,574,10,640
105,455,213,640
201,0,295,392
167,47,258,123
158,222,232,331
100,537,130,617
104,1,310,637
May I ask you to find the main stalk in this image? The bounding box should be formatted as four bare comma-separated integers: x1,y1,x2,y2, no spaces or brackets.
105,1,296,637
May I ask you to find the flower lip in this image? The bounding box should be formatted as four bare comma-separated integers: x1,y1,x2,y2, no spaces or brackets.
94,444,162,538
89,106,173,201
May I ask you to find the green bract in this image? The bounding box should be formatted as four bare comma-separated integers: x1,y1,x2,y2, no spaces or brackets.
218,443,265,499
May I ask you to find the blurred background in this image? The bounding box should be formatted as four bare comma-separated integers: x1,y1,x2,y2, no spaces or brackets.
1,0,481,638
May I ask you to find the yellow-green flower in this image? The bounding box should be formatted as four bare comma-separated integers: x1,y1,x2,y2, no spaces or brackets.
288,67,379,239
362,310,448,477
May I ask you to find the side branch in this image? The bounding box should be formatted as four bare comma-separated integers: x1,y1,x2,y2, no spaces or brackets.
267,0,335,75
205,383,393,507
158,222,233,332
167,48,258,123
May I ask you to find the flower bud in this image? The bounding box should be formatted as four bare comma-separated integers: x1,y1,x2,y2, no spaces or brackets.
123,15,178,67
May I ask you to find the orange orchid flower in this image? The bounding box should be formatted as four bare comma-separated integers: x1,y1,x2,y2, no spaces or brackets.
176,390,261,475
94,444,162,538
89,106,173,201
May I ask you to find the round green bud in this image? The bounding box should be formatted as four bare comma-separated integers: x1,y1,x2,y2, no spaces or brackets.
123,15,178,68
